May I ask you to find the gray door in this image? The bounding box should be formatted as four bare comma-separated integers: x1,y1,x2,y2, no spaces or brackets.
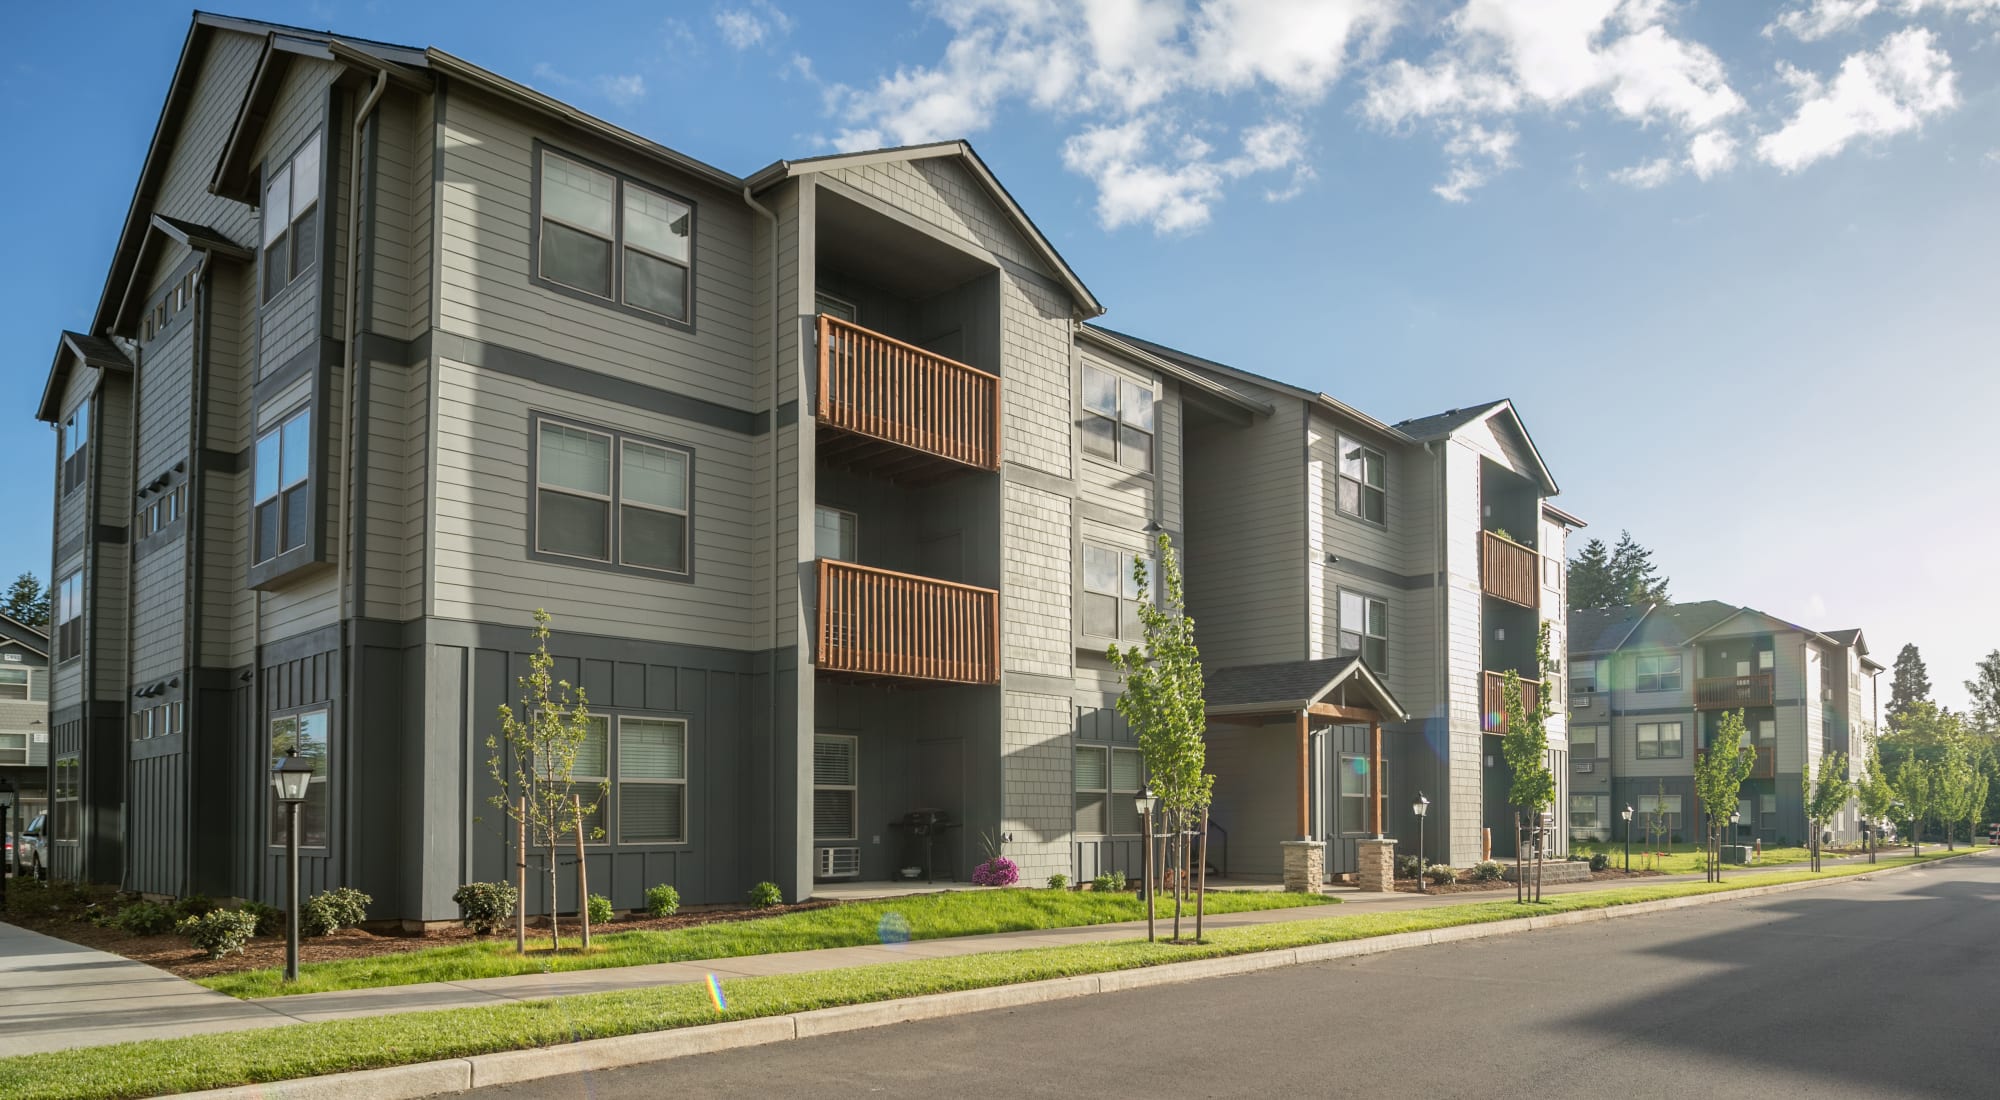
1319,724,1375,880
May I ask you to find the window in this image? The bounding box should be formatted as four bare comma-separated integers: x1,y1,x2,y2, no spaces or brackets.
134,700,183,742
1571,725,1600,759
0,668,26,701
253,407,312,564
814,292,857,322
1758,792,1777,830
1339,591,1388,673
1636,722,1683,759
1336,435,1386,523
55,572,82,663
1542,521,1563,587
1082,544,1151,642
53,757,80,842
1570,795,1603,830
1635,793,1682,827
536,148,694,324
138,483,187,539
1338,754,1373,835
262,132,322,301
1074,745,1144,836
815,506,857,562
619,717,688,844
268,710,330,848
0,732,25,766
813,734,857,842
1757,648,1775,671
1569,658,1599,697
1634,653,1682,693
60,397,89,496
1080,364,1155,473
572,716,610,842
534,418,692,576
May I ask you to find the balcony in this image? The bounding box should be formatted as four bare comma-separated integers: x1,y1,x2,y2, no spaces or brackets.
1481,671,1542,733
1480,531,1538,609
815,558,999,685
816,315,1001,481
1695,673,1775,710
1697,744,1777,780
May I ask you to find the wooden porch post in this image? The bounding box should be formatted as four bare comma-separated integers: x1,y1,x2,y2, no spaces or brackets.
1296,709,1311,840
1371,720,1384,838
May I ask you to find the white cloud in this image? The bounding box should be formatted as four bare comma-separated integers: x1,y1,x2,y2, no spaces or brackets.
1061,115,1315,232
1610,156,1676,188
1433,121,1517,202
1757,27,1958,172
1685,129,1737,179
715,1,793,50
1766,0,1882,41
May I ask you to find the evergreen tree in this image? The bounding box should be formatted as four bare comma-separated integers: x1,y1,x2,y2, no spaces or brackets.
1566,538,1615,610
1886,644,1932,732
1607,531,1671,607
1966,650,2000,738
1,573,50,628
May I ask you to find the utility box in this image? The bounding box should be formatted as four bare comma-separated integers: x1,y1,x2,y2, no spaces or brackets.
1721,845,1752,864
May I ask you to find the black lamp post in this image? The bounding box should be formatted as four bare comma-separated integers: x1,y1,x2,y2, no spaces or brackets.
1412,792,1430,894
1135,787,1157,942
271,748,314,982
1621,804,1633,872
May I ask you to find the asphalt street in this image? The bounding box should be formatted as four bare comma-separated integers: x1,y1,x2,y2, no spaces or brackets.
462,856,1999,1099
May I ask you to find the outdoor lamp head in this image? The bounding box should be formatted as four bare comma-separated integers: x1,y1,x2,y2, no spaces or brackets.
1134,787,1156,816
1412,792,1430,818
271,748,313,804
1621,805,1633,822
1730,810,1741,824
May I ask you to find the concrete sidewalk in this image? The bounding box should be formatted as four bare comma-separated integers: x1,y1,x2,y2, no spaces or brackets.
0,849,1948,1057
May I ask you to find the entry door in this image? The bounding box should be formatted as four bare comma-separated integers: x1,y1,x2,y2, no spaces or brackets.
1319,725,1373,879
917,738,965,880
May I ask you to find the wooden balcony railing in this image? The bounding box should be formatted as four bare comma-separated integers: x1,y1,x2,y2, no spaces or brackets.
1481,531,1539,609
1695,673,1775,710
816,558,999,685
816,314,1001,472
1696,744,1777,780
1481,671,1542,733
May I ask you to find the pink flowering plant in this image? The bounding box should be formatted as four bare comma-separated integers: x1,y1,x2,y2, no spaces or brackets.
970,831,1019,886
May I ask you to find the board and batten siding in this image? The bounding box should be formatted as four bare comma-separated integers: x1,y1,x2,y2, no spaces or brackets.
1183,400,1305,669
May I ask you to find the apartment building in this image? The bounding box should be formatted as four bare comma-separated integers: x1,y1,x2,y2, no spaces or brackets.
0,615,50,850
1566,601,1883,848
35,13,1579,919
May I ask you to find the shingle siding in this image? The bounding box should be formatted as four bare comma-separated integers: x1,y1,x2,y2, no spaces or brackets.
1002,481,1072,680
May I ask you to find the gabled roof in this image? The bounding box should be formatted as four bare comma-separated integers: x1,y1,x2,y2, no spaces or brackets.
1091,326,1410,440
1394,399,1559,495
109,214,255,334
1623,600,1743,649
747,142,1103,318
1568,605,1653,656
1572,599,1872,659
213,30,428,201
1204,656,1410,722
1541,501,1587,529
37,332,135,423
1076,327,1274,419
0,614,49,658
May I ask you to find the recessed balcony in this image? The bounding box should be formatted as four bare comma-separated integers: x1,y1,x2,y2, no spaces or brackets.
815,315,1000,483
1481,671,1542,733
1695,673,1775,710
815,558,999,686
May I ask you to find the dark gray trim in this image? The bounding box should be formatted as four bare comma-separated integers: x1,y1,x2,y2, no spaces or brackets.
1073,498,1177,544
434,331,765,436
134,253,204,349
1325,558,1435,592
775,399,798,428
245,394,328,590
358,328,431,367
261,621,343,667
1611,705,1695,718
250,339,337,410
1003,671,1074,697
55,532,86,566
48,701,128,728
351,101,382,619
391,616,782,674
529,139,698,334
201,447,247,475
524,410,697,584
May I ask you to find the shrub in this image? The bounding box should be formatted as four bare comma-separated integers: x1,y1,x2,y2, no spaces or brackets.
1046,874,1069,890
236,901,284,938
644,883,681,917
586,893,614,925
1588,852,1610,872
172,893,220,920
300,887,371,937
1090,872,1115,892
1424,863,1458,885
452,882,518,936
1395,854,1424,880
971,856,1019,887
748,881,784,908
178,909,259,960
113,900,177,936
1470,860,1505,882
1671,833,1683,844
1108,870,1127,891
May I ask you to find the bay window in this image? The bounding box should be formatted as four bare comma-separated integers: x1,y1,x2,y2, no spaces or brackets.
253,406,312,564
262,132,322,301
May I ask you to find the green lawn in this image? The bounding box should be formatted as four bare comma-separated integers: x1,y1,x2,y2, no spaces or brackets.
3,849,1982,1100
1572,841,1824,876
203,888,1334,999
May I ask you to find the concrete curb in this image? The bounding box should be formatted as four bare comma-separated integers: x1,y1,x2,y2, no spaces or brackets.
178,851,1985,1099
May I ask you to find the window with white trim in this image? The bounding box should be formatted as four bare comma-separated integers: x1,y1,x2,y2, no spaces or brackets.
262,132,321,302
534,418,691,576
268,710,330,848
1074,745,1144,836
1080,364,1155,473
1082,544,1152,642
0,732,25,766
55,572,82,663
815,505,857,562
536,148,694,324
0,667,26,702
1636,721,1683,759
1634,653,1682,693
1339,590,1388,673
253,407,312,564
1336,435,1386,524
813,734,857,842
60,397,89,496
618,717,687,844
1569,658,1599,697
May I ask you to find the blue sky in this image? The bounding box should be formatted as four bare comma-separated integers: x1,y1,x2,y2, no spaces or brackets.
2,1,1995,709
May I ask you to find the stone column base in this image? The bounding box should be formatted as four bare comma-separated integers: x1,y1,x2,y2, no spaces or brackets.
1280,840,1325,893
1356,838,1397,893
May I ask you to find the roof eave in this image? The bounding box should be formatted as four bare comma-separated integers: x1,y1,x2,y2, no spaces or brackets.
1077,327,1274,417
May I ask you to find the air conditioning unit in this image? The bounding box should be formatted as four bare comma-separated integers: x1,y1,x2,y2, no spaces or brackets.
816,846,861,879
1574,760,1595,773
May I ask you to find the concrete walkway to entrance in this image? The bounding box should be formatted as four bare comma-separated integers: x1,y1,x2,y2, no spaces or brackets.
0,848,1944,1057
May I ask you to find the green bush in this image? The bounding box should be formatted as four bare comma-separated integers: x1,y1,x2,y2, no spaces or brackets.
1046,873,1069,890
586,893,614,925
1395,854,1424,880
451,882,518,936
1108,870,1127,891
1090,873,1115,892
235,901,284,938
1470,860,1505,882
178,909,259,960
173,893,221,920
1588,852,1610,872
113,900,178,936
1424,863,1458,885
300,887,372,937
747,881,784,908
644,883,681,917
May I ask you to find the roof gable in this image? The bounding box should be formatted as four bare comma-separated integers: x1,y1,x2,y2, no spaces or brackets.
0,614,49,657
38,331,134,423
1397,400,1558,495
1204,657,1410,722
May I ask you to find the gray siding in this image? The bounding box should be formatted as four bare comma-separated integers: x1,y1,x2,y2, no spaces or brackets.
1184,401,1305,668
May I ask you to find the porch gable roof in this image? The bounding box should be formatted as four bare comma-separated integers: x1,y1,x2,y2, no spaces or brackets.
1204,657,1409,723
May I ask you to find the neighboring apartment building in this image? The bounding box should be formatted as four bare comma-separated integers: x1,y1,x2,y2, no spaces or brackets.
35,13,1579,919
1566,601,1882,848
0,615,51,845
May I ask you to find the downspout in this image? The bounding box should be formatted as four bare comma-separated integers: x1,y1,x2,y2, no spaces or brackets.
741,184,780,878
1428,439,1448,857
183,262,207,896
336,69,390,626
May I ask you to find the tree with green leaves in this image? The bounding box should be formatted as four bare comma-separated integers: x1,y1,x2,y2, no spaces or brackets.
1891,756,1935,856
1857,738,1895,864
1108,532,1213,943
488,609,606,952
1,573,50,628
1566,538,1614,610
1693,709,1758,882
1967,650,2000,739
1886,643,1932,732
1801,751,1852,872
1500,621,1557,902
1929,736,1984,851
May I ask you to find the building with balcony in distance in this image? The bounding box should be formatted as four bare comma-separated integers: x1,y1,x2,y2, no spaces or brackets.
0,614,51,859
1566,601,1883,850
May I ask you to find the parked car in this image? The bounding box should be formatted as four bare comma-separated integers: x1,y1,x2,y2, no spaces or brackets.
17,812,47,878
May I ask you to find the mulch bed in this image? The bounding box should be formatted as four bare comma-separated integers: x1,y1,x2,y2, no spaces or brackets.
5,895,840,982
1390,866,1664,894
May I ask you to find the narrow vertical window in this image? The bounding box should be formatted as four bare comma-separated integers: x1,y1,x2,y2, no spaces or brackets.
261,133,322,301
1074,745,1108,835
60,397,90,496
535,422,613,561
619,717,687,844
1082,544,1152,642
54,757,80,842
1339,591,1388,673
619,440,689,574
812,734,857,842
1336,435,1386,523
55,572,82,662
253,407,312,564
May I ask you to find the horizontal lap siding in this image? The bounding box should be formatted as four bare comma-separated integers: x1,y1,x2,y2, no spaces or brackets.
256,60,339,378
362,359,417,620
132,547,186,683
771,185,799,650
432,361,759,647
151,32,261,248
1184,400,1304,668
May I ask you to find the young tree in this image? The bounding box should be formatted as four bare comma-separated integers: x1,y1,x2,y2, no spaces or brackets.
1886,643,1932,732
1566,538,1614,610
1966,650,2000,739
1,573,50,628
1891,757,1935,856
1500,622,1557,902
1857,740,1896,864
1801,751,1853,872
1693,709,1758,882
1607,531,1671,607
1108,533,1213,943
487,610,606,952
1930,737,1979,851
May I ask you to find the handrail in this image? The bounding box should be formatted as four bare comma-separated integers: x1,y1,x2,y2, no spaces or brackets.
1482,671,1543,733
815,558,999,685
1480,530,1539,609
816,314,1001,471
1695,673,1776,709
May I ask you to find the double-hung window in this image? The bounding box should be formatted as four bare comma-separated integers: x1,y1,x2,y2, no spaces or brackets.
1636,793,1681,829
253,407,312,564
53,758,80,842
536,148,694,324
1080,364,1155,473
55,572,82,663
262,132,322,301
268,710,330,847
1336,435,1386,523
812,734,857,842
60,397,89,496
1634,653,1682,693
1082,544,1151,642
1570,795,1604,831
0,668,26,701
1338,754,1382,835
1570,725,1601,764
1074,745,1144,836
535,418,692,576
0,730,25,766
1339,591,1388,672
814,505,857,562
1569,658,1599,697
1636,721,1682,759
573,716,611,842
619,717,688,844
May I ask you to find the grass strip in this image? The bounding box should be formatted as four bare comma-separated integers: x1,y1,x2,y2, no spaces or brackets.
2,849,1980,1100
205,889,1334,999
